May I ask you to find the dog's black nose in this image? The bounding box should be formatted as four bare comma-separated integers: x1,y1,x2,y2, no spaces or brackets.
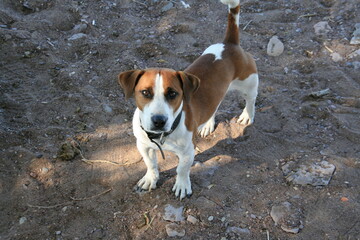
151,115,168,129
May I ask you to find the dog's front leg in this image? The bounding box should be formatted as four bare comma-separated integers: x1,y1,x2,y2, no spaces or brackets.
172,144,194,200
136,141,159,191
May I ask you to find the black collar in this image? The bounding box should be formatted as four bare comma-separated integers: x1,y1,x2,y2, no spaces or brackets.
141,111,182,159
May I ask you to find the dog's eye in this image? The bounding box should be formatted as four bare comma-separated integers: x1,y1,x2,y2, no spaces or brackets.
141,90,152,98
167,90,178,100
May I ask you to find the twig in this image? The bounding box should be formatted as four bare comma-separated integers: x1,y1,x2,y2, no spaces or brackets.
79,150,141,166
70,188,112,201
324,45,334,53
298,13,317,18
27,202,72,209
28,188,112,209
243,20,253,31
266,230,270,240
144,212,154,230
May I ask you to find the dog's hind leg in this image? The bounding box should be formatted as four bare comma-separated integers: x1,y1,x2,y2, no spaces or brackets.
136,142,159,191
229,73,259,125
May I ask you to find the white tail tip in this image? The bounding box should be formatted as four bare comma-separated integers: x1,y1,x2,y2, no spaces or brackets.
220,0,240,9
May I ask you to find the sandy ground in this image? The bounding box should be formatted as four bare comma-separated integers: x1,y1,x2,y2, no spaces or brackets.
1,0,360,239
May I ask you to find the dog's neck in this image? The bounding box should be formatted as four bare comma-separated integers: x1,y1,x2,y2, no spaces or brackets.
140,111,182,159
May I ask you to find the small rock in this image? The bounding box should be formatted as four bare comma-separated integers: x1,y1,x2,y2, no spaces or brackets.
55,231,61,235
348,49,360,59
313,21,331,36
226,226,251,235
163,204,184,222
72,23,88,34
331,52,343,62
102,104,113,113
19,217,27,225
68,33,87,41
165,223,185,237
187,215,198,224
267,36,284,56
161,2,174,12
208,216,214,221
270,202,303,234
350,23,360,45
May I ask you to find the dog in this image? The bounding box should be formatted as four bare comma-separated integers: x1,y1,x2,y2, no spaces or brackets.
118,0,258,199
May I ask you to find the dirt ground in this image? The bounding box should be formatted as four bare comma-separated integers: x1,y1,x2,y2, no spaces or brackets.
1,0,360,239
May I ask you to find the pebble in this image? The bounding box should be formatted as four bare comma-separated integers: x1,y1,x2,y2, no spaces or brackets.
350,23,360,45
19,217,27,225
165,223,185,237
267,36,284,56
102,104,113,113
68,33,87,41
226,226,251,235
208,216,214,221
331,52,343,62
163,204,184,222
187,215,198,224
161,2,174,12
72,23,87,33
313,21,331,36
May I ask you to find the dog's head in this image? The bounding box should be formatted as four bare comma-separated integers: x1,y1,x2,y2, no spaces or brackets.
118,68,200,133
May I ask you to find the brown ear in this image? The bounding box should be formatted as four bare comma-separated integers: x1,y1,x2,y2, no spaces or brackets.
176,71,200,102
118,70,145,99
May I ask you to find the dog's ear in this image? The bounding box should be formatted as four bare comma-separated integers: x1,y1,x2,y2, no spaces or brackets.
118,70,145,99
176,71,200,102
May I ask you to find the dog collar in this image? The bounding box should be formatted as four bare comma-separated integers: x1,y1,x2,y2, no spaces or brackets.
141,111,182,159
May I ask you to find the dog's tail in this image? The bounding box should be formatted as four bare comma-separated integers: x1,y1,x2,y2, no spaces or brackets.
220,0,240,45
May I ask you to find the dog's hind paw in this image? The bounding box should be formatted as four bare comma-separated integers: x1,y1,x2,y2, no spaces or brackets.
237,108,254,125
198,116,215,137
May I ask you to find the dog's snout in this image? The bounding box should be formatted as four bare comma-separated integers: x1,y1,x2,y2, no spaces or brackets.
151,115,168,129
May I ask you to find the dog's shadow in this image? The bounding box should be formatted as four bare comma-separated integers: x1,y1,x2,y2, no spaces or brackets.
154,120,252,189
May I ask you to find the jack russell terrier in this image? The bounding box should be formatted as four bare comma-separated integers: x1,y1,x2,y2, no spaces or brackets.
118,0,258,199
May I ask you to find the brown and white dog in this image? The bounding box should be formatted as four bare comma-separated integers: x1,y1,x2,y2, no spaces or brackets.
118,0,258,199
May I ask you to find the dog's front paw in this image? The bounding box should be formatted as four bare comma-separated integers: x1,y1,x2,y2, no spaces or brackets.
137,172,159,191
172,176,192,200
237,108,254,125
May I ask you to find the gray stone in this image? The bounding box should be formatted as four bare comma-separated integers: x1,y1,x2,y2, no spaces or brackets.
68,33,87,41
161,2,174,12
165,223,185,237
267,36,284,56
313,21,331,36
187,215,198,224
283,160,335,186
102,104,113,113
226,226,251,235
19,217,27,225
270,202,303,234
163,204,184,222
350,23,360,45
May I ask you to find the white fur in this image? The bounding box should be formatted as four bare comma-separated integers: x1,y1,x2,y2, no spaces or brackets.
134,106,194,200
220,0,240,9
202,43,225,61
229,73,259,125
